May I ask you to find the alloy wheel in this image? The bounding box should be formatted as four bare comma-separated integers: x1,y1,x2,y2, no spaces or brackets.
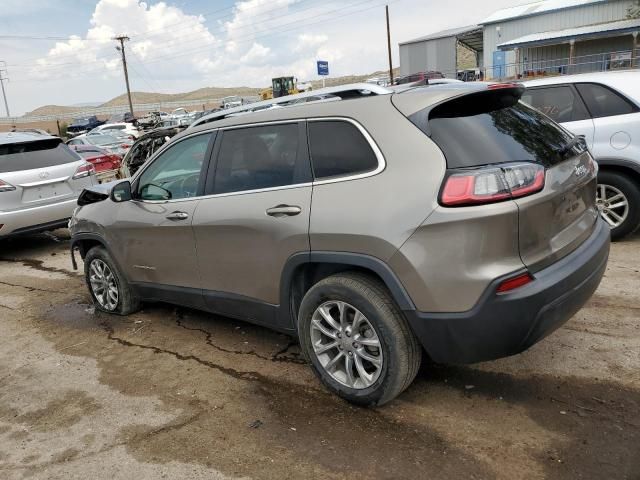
89,259,119,311
596,183,629,229
310,301,383,389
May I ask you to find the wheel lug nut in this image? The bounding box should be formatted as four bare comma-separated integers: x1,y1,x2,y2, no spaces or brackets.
353,342,359,349
337,333,341,338
348,351,353,356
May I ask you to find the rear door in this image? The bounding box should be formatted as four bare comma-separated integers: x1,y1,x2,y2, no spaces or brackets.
521,84,595,149
192,122,312,328
0,137,91,212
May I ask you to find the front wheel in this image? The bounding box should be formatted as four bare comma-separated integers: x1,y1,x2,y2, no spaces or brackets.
596,171,640,240
297,272,421,406
84,246,140,315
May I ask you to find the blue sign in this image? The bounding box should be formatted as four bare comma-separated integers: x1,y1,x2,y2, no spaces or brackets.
317,60,329,76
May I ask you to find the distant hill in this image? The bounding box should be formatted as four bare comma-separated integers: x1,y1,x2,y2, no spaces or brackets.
24,68,405,118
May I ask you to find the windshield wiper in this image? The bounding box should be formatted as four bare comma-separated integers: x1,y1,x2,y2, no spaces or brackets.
558,134,585,158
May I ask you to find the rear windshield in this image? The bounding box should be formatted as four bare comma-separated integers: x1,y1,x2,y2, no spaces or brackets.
417,90,579,168
0,139,80,173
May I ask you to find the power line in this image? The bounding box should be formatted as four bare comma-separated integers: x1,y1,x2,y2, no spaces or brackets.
8,0,329,68
135,0,383,66
129,0,359,53
0,34,110,41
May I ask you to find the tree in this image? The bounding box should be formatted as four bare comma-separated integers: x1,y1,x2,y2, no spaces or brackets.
627,0,640,19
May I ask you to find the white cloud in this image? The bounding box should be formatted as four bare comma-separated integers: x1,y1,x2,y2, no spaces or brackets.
240,42,272,64
32,0,217,80
293,34,328,54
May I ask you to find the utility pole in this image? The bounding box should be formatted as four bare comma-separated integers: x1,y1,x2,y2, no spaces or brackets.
113,35,134,116
385,5,394,85
0,61,10,117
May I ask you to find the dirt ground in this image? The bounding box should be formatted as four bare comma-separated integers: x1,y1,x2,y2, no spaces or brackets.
0,230,638,480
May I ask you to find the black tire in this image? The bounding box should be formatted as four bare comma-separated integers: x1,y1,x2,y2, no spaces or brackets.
84,246,141,315
297,272,422,406
597,170,640,241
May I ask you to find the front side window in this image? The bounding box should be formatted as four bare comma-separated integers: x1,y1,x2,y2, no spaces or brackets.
212,123,308,194
575,83,638,118
137,133,211,201
521,85,589,123
308,121,379,180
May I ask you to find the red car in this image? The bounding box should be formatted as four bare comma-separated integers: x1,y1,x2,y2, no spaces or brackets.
69,145,121,181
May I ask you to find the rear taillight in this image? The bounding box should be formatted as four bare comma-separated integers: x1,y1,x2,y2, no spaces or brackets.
0,179,16,192
440,163,545,207
496,272,534,293
73,162,95,179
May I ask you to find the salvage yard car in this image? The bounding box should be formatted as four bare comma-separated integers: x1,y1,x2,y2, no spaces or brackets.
118,125,186,177
68,145,122,183
70,83,610,406
89,122,140,139
67,133,132,157
0,132,95,238
66,115,105,137
522,71,640,239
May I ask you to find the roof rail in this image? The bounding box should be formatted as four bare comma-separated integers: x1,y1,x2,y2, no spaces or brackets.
188,83,392,129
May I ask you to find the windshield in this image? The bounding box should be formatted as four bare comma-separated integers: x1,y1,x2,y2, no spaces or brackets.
87,135,120,146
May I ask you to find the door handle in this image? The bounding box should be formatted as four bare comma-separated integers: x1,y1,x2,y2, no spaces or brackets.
266,205,302,217
166,211,189,221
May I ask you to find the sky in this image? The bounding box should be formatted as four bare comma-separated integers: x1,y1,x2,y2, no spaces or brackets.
0,0,520,116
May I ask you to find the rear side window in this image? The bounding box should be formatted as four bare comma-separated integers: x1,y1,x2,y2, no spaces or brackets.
575,83,638,118
0,139,80,173
521,85,589,123
422,90,576,169
212,123,310,194
308,121,378,179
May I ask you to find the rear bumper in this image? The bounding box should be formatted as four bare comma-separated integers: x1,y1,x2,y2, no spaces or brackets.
405,219,610,364
0,198,77,237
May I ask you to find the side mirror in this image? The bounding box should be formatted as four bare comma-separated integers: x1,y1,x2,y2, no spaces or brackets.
111,180,132,202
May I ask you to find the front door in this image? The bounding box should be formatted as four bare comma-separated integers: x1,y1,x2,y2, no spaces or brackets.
109,132,215,297
192,122,312,327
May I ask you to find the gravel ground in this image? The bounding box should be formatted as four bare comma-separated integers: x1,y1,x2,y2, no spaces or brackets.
0,229,638,479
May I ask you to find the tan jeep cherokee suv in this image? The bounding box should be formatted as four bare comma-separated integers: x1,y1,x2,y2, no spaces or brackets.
70,83,610,406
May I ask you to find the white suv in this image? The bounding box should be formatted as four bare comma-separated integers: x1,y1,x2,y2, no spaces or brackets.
522,71,640,239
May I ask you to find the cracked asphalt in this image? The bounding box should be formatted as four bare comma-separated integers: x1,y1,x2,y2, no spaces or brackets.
0,229,639,479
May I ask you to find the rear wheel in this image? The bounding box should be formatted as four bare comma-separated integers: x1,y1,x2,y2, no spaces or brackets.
297,272,421,406
596,171,640,240
84,246,140,315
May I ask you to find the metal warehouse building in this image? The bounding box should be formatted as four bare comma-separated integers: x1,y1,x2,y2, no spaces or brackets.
399,0,640,80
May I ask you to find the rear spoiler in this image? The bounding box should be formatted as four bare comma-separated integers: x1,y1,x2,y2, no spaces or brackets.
395,84,525,137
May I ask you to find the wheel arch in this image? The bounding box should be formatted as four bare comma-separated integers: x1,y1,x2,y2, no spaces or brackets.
596,158,640,185
70,233,122,274
279,252,416,331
